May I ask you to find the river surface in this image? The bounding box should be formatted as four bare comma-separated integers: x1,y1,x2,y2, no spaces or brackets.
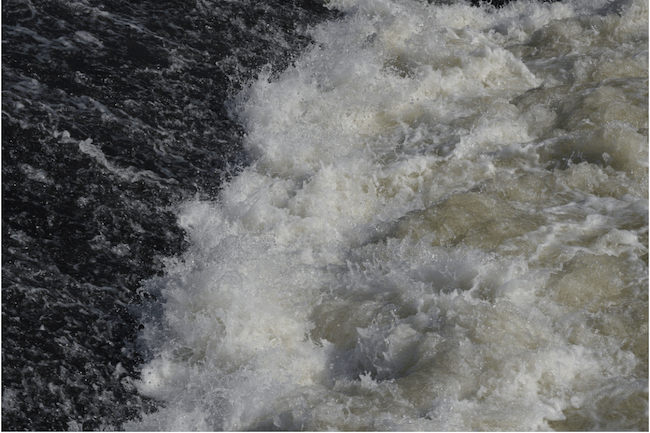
2,0,648,430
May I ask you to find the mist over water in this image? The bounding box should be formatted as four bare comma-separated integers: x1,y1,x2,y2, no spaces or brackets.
128,0,648,430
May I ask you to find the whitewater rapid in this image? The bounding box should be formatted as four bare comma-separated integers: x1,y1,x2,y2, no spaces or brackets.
128,0,648,430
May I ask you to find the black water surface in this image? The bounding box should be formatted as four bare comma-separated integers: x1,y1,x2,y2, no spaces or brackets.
2,0,339,429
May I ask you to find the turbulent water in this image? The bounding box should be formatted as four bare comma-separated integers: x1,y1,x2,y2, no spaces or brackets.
124,0,649,430
3,0,648,431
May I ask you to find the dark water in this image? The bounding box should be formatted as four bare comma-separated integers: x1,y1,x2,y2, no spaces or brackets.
2,0,339,429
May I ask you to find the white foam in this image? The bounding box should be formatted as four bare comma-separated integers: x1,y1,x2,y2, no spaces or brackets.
128,0,648,430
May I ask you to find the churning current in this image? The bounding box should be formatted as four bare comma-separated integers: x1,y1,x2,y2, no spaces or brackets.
128,0,648,430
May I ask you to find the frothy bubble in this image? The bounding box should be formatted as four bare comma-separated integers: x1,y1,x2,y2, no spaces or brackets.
128,0,648,430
